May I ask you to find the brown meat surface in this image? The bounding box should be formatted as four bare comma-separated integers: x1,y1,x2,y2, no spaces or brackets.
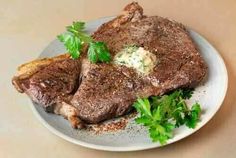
12,56,84,128
12,2,207,127
71,2,207,123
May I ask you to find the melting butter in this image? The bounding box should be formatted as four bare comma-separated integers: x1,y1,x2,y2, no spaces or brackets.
114,46,157,75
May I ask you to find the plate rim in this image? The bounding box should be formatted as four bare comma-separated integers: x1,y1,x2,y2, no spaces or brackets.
29,17,228,152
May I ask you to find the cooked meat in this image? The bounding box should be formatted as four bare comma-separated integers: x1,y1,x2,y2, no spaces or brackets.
71,64,139,123
12,2,207,127
71,2,207,123
12,54,70,93
12,55,84,128
13,56,80,108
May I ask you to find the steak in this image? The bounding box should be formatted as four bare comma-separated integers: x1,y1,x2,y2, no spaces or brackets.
13,57,80,109
12,2,207,127
71,2,207,123
12,55,84,128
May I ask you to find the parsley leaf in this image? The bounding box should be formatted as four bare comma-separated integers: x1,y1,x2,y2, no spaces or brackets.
58,21,111,63
133,98,152,117
66,21,85,33
88,42,111,63
185,103,201,128
133,89,202,145
66,21,92,43
57,33,82,58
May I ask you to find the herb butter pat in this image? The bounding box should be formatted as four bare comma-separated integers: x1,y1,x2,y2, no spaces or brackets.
114,46,157,75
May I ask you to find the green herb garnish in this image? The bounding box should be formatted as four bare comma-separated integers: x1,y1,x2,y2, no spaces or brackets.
57,21,111,63
133,89,201,145
88,42,111,63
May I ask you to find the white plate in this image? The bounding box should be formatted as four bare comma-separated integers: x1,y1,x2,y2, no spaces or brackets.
30,17,228,151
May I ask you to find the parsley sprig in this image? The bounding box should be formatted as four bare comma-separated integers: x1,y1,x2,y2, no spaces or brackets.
57,21,111,63
133,89,201,145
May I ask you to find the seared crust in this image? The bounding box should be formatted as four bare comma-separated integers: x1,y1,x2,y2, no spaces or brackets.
12,54,84,128
12,54,70,92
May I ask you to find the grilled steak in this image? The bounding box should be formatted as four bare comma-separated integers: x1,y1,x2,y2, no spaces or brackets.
71,2,207,123
13,57,80,109
12,2,207,127
12,55,84,128
72,64,139,123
